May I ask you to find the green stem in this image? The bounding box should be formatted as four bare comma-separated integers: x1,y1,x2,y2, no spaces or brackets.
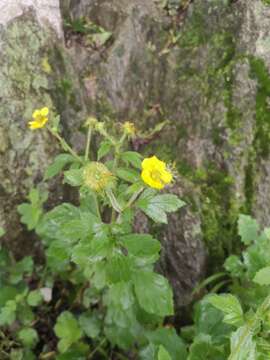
124,187,144,210
88,338,106,359
106,189,122,214
93,193,102,220
85,127,92,162
48,129,83,164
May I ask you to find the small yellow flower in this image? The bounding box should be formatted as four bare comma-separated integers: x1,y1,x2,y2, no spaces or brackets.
28,107,49,130
83,162,115,192
141,156,173,190
122,121,136,136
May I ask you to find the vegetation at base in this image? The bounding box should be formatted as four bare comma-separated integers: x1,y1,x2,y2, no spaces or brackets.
2,197,270,358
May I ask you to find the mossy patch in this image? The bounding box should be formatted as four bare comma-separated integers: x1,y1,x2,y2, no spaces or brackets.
249,57,270,157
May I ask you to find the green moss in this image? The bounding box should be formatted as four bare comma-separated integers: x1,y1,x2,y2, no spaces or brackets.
262,0,270,5
249,57,270,157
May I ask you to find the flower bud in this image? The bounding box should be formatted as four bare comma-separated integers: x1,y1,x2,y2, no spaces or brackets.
83,162,115,192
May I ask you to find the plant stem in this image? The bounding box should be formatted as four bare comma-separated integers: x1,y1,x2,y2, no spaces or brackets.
93,193,102,220
124,187,144,210
48,129,83,164
85,126,92,161
88,338,106,359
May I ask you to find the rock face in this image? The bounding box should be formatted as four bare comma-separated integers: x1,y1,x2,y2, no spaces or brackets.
2,0,270,309
0,0,85,255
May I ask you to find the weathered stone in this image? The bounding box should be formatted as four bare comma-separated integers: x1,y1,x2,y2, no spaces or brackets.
0,2,85,256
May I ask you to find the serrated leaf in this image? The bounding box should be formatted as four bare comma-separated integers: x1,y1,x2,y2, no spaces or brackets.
117,168,140,183
146,328,187,360
54,311,83,353
37,203,98,244
238,215,259,245
44,154,75,180
64,168,83,187
79,311,101,339
121,151,142,169
0,300,17,325
224,255,244,278
158,345,171,360
188,334,225,360
208,294,244,327
133,271,174,316
120,234,161,265
137,193,185,224
106,254,132,283
98,141,112,160
18,328,38,348
229,325,256,360
253,266,270,285
18,189,47,230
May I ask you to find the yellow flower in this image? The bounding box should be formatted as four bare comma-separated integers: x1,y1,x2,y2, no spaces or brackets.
122,121,136,136
141,156,173,190
83,162,115,192
28,107,49,130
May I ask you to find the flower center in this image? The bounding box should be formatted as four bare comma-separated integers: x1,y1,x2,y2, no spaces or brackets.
150,169,163,182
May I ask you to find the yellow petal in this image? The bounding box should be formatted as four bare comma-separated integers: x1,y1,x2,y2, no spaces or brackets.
40,107,49,116
160,169,173,184
141,169,164,190
32,110,40,119
142,156,165,170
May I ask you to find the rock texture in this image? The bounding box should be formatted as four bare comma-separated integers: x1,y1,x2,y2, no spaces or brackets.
2,0,270,309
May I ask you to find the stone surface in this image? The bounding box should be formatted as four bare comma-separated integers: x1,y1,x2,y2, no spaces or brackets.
0,1,85,256
0,0,63,37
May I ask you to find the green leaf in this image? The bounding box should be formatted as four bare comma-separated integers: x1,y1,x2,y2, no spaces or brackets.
105,282,134,310
238,215,259,245
98,140,112,160
64,168,83,187
54,311,83,353
79,311,101,339
106,254,132,283
0,286,18,307
0,227,5,237
117,168,140,183
137,193,185,224
44,154,75,180
27,290,43,307
224,255,244,278
208,294,244,327
121,151,142,169
133,271,174,316
9,257,34,284
188,334,225,360
18,189,47,230
158,346,171,360
146,328,187,360
91,31,112,46
0,300,17,325
229,325,256,360
18,328,38,348
72,235,111,268
46,240,71,272
194,297,233,343
120,234,161,265
253,266,270,285
37,203,97,244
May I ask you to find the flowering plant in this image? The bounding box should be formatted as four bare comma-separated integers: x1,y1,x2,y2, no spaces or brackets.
8,108,185,358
